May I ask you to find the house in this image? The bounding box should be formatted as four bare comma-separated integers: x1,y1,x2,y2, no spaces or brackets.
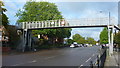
0,25,9,42
0,25,10,52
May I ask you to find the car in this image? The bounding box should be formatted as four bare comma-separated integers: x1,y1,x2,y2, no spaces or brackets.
84,44,89,47
89,44,92,47
78,44,83,47
70,44,74,48
70,44,78,48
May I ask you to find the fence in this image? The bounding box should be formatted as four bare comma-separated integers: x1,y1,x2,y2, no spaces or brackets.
90,47,107,68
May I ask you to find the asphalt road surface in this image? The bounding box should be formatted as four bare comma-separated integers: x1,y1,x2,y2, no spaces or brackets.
2,46,101,67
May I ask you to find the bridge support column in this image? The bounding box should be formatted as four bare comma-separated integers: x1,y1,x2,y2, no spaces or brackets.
22,29,32,52
108,25,114,56
110,26,114,55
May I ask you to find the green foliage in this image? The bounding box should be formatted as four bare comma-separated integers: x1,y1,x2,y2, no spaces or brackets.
0,1,9,27
73,34,81,42
72,34,86,44
86,37,96,45
114,31,120,47
7,25,20,48
16,1,62,22
72,34,96,44
66,39,74,45
100,27,108,44
16,1,71,46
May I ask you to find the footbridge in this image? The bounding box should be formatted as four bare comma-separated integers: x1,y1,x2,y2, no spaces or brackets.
17,17,120,56
18,17,118,29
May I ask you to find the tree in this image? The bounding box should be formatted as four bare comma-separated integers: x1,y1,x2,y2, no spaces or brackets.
0,1,9,27
7,25,20,48
114,31,120,47
86,37,96,45
16,1,71,44
100,27,108,44
72,34,86,44
66,39,74,45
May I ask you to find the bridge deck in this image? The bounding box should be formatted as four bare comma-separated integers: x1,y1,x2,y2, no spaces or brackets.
17,17,120,30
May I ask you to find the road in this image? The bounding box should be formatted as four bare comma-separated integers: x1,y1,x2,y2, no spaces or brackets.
2,46,101,67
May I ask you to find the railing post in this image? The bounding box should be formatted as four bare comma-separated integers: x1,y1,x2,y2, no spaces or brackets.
39,21,41,28
48,20,50,27
59,19,61,27
45,21,47,27
51,20,54,27
35,21,37,28
41,21,44,28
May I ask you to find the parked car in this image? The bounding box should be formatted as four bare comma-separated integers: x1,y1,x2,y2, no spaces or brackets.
70,44,78,48
78,44,83,47
84,44,89,47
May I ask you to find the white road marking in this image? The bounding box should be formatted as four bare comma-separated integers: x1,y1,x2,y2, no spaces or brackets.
78,64,84,68
31,60,37,63
80,64,83,66
85,57,91,62
44,56,56,59
12,60,37,66
79,54,95,67
12,63,25,66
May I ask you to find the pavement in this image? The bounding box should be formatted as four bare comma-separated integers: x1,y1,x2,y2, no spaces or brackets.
104,51,120,68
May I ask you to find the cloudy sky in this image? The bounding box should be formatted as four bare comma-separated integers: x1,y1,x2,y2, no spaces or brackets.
3,0,118,41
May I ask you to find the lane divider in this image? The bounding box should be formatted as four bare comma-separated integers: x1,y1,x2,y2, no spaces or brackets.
85,57,91,62
79,53,97,68
12,60,37,66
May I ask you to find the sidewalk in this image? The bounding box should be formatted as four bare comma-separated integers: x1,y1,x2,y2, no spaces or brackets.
104,51,119,68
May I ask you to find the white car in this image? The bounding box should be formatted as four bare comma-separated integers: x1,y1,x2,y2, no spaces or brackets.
70,44,75,48
70,44,78,48
78,44,83,47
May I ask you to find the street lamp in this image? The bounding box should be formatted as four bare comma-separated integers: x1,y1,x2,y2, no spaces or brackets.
99,11,112,56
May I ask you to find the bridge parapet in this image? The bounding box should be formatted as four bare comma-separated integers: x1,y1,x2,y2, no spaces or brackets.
18,19,69,29
17,17,116,29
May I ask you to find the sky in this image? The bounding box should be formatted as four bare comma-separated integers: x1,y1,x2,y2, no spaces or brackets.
3,0,119,41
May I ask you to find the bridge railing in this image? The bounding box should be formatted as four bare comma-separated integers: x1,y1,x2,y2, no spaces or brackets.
19,19,69,29
17,17,116,29
66,17,116,26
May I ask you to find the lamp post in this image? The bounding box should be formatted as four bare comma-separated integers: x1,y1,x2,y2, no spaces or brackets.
107,11,114,56
99,11,112,56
